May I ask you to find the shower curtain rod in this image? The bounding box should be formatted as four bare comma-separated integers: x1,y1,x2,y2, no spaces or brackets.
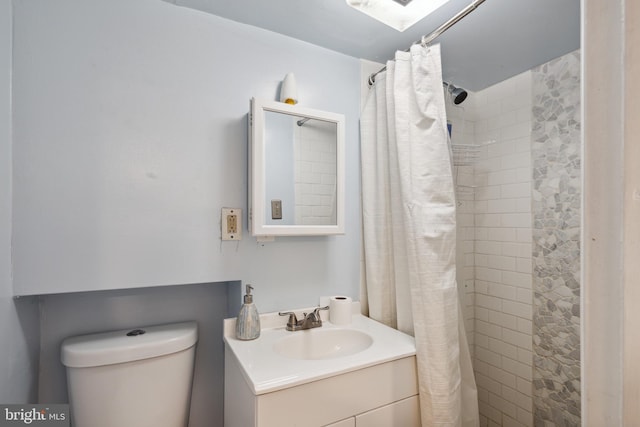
368,0,487,85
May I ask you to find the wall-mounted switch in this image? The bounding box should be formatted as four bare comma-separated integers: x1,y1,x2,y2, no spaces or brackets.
271,200,282,220
222,208,242,241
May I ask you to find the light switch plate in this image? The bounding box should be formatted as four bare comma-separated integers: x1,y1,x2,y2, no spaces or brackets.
271,199,282,220
221,208,242,241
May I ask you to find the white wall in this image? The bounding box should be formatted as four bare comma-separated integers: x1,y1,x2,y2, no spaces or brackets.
0,0,40,404
581,0,626,424
11,0,362,312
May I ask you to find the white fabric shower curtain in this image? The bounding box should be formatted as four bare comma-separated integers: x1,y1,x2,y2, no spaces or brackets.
360,44,479,427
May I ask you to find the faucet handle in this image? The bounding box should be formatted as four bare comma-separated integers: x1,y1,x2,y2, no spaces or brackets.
312,305,330,321
278,311,298,327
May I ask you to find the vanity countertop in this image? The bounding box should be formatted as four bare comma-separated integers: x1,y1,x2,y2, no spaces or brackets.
223,305,416,395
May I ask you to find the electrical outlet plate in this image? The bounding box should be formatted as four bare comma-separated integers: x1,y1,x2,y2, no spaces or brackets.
221,208,242,241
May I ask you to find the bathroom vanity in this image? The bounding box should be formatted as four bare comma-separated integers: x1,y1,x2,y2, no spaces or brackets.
223,306,420,427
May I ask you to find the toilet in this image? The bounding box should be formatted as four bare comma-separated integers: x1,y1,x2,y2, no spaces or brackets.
61,321,198,427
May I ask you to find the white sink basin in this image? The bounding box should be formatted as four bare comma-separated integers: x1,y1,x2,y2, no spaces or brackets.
223,306,416,394
273,328,373,360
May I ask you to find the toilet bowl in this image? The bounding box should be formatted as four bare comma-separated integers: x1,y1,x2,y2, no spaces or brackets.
61,321,198,427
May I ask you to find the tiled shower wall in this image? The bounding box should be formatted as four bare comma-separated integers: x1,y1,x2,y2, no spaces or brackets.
448,50,580,427
472,71,535,427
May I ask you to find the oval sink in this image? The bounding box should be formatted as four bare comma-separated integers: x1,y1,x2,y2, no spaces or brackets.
273,328,373,360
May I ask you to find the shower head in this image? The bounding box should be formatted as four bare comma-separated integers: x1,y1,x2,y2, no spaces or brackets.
443,82,468,105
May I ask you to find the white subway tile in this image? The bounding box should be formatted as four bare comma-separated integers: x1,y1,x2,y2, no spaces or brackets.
476,267,502,283
501,213,532,228
488,140,516,157
462,240,474,253
478,387,490,404
489,392,518,419
517,348,533,365
476,373,503,396
513,137,532,155
485,227,517,242
516,288,533,304
488,169,517,186
477,240,503,255
475,280,489,295
476,101,502,120
487,111,517,131
476,213,502,227
502,415,527,427
514,105,532,124
501,152,531,170
488,255,517,271
479,400,503,425
476,347,502,369
515,197,531,213
502,356,532,380
488,198,517,213
488,282,517,300
516,258,532,274
516,228,532,242
515,167,532,183
503,328,533,350
476,306,489,322
476,254,489,267
501,121,531,140
475,200,488,213
477,319,503,340
517,407,534,427
490,310,518,330
458,213,474,227
517,318,532,334
476,185,502,201
516,377,533,397
502,271,532,288
489,337,518,361
501,182,531,199
475,359,491,377
465,253,475,267
502,300,533,321
476,333,489,350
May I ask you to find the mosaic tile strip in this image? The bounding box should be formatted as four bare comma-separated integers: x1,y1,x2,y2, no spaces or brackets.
531,50,581,427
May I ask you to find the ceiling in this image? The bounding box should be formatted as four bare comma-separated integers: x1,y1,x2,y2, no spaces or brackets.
166,0,580,91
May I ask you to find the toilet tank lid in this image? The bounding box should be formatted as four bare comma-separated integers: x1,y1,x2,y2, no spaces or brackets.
61,321,198,368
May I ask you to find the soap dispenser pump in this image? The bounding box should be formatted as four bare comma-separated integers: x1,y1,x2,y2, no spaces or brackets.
236,284,260,340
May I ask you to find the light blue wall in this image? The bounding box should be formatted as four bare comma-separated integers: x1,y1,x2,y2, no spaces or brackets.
37,283,236,427
12,0,362,312
0,0,40,404
4,0,362,419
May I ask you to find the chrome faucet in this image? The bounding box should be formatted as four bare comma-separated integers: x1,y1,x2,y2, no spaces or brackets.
278,306,329,331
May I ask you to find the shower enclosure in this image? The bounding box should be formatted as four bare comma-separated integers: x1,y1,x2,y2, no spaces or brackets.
447,50,581,427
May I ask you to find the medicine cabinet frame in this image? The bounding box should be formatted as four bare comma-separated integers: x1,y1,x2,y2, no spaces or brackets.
249,98,345,236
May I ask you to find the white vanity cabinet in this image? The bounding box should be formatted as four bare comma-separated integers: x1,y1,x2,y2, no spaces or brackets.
224,351,420,427
223,310,419,427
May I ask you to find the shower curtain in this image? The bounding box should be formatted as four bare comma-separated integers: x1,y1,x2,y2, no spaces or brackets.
360,44,479,427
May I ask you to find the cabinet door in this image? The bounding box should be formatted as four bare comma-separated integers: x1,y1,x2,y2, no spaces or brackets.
325,417,355,427
355,395,420,427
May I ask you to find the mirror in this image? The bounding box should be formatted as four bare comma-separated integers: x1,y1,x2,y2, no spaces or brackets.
249,98,345,236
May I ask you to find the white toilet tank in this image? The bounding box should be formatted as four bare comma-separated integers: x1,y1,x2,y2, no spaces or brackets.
61,321,198,427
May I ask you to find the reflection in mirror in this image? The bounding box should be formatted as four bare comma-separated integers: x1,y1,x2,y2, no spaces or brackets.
249,98,345,236
264,111,338,226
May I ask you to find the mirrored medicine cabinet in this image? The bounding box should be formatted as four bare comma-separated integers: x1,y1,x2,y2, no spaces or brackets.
249,98,345,236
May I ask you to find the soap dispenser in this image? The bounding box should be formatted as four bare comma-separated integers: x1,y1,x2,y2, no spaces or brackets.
236,284,260,340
